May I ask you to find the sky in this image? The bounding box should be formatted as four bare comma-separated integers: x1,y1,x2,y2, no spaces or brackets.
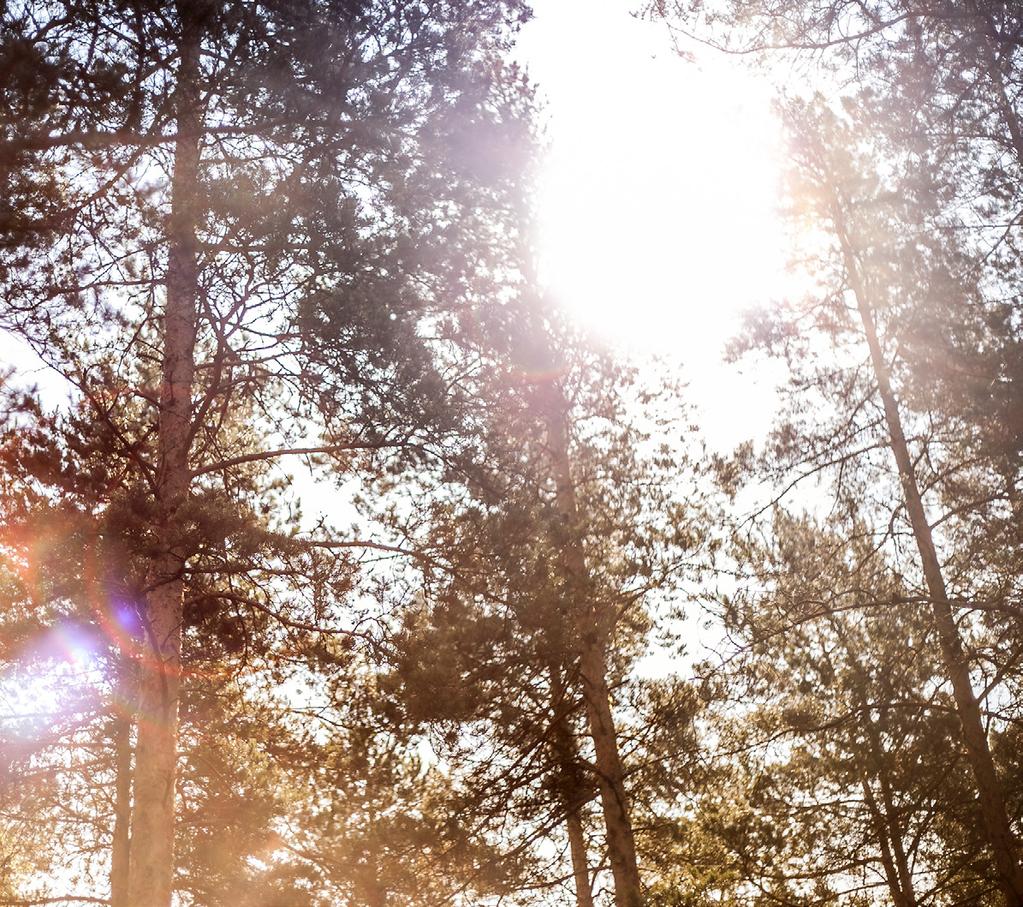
0,5,858,898
512,1,801,674
0,5,803,889
0,0,797,612
0,0,800,602
1,1,793,452
516,0,791,453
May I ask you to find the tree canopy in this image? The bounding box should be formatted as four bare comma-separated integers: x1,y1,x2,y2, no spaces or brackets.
3,1,1023,906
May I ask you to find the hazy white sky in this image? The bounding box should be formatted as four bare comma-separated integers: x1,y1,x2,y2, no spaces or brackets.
0,2,794,533
2,3,791,452
517,0,791,452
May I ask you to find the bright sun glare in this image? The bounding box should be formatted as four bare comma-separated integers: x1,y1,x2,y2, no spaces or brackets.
519,2,788,361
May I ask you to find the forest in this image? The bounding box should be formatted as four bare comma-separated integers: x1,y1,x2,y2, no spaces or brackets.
1,1,1023,905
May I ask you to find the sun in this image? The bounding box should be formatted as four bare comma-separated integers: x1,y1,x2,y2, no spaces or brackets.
519,2,790,363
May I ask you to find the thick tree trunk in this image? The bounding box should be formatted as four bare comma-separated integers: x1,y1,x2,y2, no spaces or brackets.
127,3,204,904
540,383,644,907
832,201,1023,906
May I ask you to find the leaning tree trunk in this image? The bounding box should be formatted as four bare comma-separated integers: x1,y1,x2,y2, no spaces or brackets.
539,382,644,907
830,196,1023,907
127,3,203,904
875,769,916,907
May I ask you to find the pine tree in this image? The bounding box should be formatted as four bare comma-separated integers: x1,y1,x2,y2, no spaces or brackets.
1,2,532,902
648,4,1023,901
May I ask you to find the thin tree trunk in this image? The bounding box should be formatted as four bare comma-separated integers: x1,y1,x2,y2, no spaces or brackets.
860,776,912,907
859,777,908,907
977,7,1023,167
565,807,596,907
540,383,644,907
110,704,132,907
577,642,642,907
877,768,916,907
830,195,1023,906
549,668,596,907
832,619,917,907
365,877,388,907
127,3,204,904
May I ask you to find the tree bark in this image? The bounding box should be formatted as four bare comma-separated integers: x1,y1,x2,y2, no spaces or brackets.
876,768,916,907
565,806,596,907
830,195,1023,907
109,705,132,907
976,5,1023,167
540,383,644,907
127,3,204,904
832,619,917,907
549,668,596,907
860,776,912,907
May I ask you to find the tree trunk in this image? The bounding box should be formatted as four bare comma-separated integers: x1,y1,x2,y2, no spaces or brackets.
540,383,644,907
549,668,596,907
110,704,132,907
860,776,915,907
127,3,204,904
976,5,1023,167
832,619,917,907
831,197,1023,907
577,642,642,907
566,806,596,907
877,769,916,907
